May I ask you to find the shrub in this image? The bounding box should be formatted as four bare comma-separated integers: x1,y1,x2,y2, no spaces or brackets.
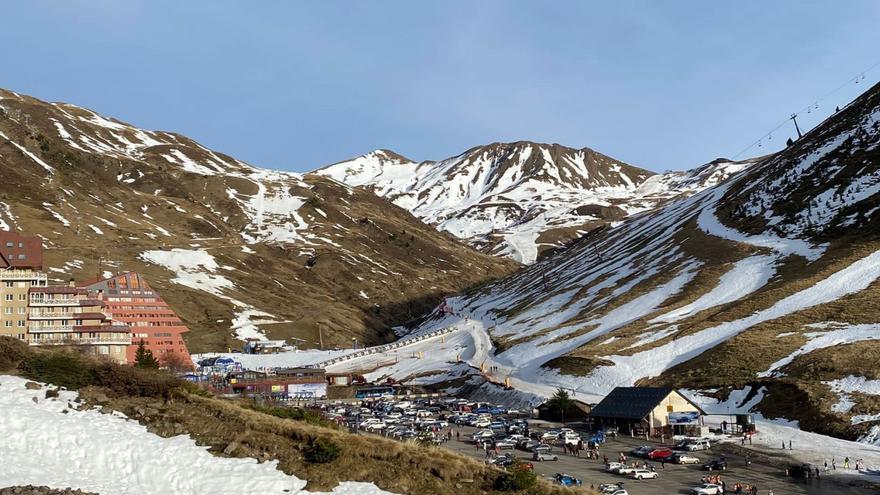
0,336,31,372
18,352,97,389
302,437,341,464
493,462,537,492
18,348,193,399
250,405,336,429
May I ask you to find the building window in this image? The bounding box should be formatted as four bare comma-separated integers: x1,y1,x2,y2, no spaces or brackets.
4,295,12,301
3,308,11,315
16,320,25,328
18,294,26,301
16,307,25,314
3,321,10,328
17,254,25,260
4,281,12,288
4,242,11,248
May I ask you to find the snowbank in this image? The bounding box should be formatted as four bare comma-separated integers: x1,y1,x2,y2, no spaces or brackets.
0,375,394,495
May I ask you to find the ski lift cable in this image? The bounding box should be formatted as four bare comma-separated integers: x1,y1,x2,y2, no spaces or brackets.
731,58,880,160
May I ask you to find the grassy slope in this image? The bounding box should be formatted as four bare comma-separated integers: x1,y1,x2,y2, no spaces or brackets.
0,89,518,352
0,339,586,495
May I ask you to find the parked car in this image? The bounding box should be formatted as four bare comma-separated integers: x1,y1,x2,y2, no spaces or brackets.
615,465,636,475
530,444,552,454
630,469,658,480
474,418,492,428
495,439,516,450
532,451,558,461
690,483,724,495
703,459,727,471
672,453,701,464
597,483,628,495
541,430,560,441
554,473,582,486
605,462,623,473
630,445,652,457
647,447,673,460
685,439,712,451
490,454,516,468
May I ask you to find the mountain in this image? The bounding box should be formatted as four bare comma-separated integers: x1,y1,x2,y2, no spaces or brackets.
314,143,757,263
0,89,517,353
322,82,880,445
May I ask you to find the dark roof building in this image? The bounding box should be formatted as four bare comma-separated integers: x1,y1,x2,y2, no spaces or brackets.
591,387,706,435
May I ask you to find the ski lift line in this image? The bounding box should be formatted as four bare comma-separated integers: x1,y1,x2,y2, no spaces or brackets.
731,59,880,160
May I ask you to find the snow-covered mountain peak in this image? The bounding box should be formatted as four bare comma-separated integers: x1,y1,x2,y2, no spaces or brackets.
314,141,759,263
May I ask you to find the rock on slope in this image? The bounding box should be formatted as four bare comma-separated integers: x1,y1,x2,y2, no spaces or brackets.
335,81,880,442
0,89,516,352
314,143,755,263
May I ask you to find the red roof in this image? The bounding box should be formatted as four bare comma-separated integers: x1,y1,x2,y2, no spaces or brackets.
0,232,43,270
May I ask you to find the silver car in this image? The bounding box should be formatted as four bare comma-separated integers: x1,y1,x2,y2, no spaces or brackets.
533,451,558,461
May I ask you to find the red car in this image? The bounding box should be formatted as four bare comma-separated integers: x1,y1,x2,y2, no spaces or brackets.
647,447,674,460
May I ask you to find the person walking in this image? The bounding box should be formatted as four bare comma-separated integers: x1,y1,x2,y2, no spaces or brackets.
788,440,792,450
844,457,850,469
832,458,836,470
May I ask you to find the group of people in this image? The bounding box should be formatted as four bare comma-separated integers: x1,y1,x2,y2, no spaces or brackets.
827,456,866,471
730,482,762,495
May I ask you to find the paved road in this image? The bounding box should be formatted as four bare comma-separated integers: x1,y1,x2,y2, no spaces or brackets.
438,425,876,495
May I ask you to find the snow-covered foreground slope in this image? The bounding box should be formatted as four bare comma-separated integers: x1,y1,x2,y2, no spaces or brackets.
0,375,394,495
314,144,755,263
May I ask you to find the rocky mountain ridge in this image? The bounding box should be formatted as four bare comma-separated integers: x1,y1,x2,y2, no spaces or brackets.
0,88,517,352
315,142,757,263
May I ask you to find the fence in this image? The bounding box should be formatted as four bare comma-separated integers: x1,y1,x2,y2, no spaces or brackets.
307,327,457,370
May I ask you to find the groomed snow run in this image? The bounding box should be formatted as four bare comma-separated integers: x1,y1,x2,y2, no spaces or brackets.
758,323,880,378
586,249,880,394
0,375,394,495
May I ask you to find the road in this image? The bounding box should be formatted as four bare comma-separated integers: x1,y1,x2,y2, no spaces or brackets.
438,425,877,495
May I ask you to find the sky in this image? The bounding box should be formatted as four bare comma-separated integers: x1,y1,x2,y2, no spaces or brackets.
2,1,879,173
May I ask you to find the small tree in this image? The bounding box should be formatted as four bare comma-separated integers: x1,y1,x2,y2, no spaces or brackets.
547,387,573,425
134,340,159,369
160,351,191,373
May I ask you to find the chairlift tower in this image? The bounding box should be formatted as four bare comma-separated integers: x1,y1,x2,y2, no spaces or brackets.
790,113,803,139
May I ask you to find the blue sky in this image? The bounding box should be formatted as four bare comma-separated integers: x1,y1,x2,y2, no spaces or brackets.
3,1,879,172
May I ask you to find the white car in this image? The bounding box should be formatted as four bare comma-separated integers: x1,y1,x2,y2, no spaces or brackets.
473,419,492,428
358,418,382,428
690,483,723,495
673,453,701,464
364,422,386,432
685,439,711,451
614,466,636,475
541,431,560,441
605,462,623,473
471,429,494,440
631,469,658,480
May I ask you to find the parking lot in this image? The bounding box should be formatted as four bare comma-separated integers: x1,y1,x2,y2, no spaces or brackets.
320,397,878,494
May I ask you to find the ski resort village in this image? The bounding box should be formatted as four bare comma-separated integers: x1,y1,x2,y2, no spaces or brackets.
3,4,880,495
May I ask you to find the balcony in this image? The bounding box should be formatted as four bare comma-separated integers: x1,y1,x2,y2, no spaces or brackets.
30,337,131,346
29,313,76,320
28,298,79,306
28,325,75,333
0,271,47,281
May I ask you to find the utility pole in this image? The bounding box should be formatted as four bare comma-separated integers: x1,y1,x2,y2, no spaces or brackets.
790,113,803,139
